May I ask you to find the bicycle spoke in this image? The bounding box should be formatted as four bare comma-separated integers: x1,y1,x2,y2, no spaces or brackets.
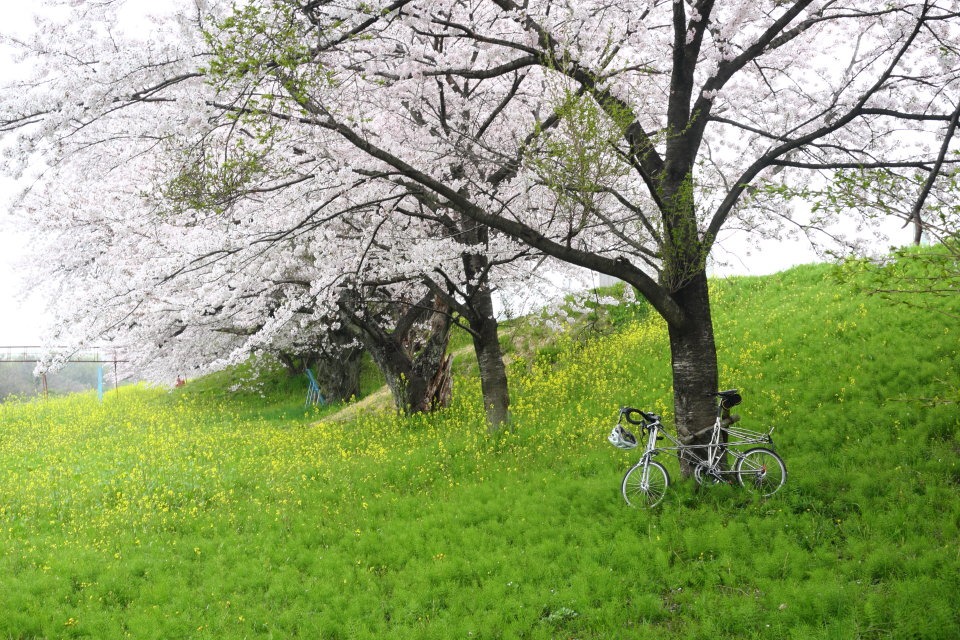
622,461,669,508
613,405,786,507
735,448,787,496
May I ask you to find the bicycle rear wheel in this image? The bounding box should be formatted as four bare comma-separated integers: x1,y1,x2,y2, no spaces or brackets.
621,461,670,508
694,463,725,485
735,448,786,496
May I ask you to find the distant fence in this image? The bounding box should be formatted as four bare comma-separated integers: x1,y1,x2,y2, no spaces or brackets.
0,346,128,400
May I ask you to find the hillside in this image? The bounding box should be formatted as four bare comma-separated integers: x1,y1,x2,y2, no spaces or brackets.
0,261,957,639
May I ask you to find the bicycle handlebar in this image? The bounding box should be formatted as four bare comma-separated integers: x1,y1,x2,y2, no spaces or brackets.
621,406,659,425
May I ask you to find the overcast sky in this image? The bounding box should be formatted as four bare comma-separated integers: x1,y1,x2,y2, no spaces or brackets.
1,4,45,346
0,3,909,347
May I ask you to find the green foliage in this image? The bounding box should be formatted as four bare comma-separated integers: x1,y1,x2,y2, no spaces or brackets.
203,1,336,112
541,281,652,341
524,88,637,244
172,354,345,423
205,3,312,89
167,1,319,215
1,261,959,638
172,1,337,221
661,172,708,290
527,88,631,193
835,237,960,298
0,360,105,399
754,166,960,248
163,139,270,214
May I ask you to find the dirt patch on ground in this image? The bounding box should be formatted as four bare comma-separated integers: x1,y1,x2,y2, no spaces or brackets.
318,386,393,423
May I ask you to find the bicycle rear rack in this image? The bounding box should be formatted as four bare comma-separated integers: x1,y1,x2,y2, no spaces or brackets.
723,424,774,445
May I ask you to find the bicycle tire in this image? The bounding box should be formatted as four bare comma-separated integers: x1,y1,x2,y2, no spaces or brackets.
621,460,670,508
735,447,787,496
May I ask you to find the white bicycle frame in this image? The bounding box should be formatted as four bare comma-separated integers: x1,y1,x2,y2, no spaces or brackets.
616,394,786,506
620,404,775,477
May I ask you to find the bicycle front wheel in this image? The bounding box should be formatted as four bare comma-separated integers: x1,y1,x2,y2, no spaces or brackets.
621,461,670,508
735,448,787,496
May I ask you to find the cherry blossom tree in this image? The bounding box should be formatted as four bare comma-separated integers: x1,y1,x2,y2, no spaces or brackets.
4,0,960,458
0,1,534,425
196,0,960,469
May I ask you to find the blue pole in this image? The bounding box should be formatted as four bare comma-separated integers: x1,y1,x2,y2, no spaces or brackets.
97,365,104,402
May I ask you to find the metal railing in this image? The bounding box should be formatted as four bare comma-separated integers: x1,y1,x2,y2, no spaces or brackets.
0,346,129,400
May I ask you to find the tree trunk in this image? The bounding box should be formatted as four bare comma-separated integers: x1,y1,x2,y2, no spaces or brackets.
367,337,420,411
666,269,719,477
338,289,452,415
275,331,363,403
457,246,511,430
312,343,363,402
354,323,452,414
468,287,510,430
406,300,453,412
275,351,300,376
657,138,719,476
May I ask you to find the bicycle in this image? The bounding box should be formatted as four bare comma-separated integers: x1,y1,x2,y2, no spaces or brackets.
607,390,787,507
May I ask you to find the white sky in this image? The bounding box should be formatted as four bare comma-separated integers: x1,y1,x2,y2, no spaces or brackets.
1,3,46,346
0,195,43,345
0,3,912,346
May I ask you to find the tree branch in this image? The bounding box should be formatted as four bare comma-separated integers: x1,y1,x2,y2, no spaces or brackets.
704,3,933,247
291,97,686,328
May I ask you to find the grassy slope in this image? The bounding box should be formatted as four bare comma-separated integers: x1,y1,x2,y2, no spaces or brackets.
0,262,958,639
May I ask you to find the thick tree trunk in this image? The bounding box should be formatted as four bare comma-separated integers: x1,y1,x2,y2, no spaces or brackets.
356,323,452,414
312,344,363,402
666,270,719,477
275,351,301,376
338,289,452,415
275,331,363,402
406,302,453,412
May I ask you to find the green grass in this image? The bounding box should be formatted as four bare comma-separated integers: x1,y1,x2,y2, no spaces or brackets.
171,354,374,424
1,261,958,639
